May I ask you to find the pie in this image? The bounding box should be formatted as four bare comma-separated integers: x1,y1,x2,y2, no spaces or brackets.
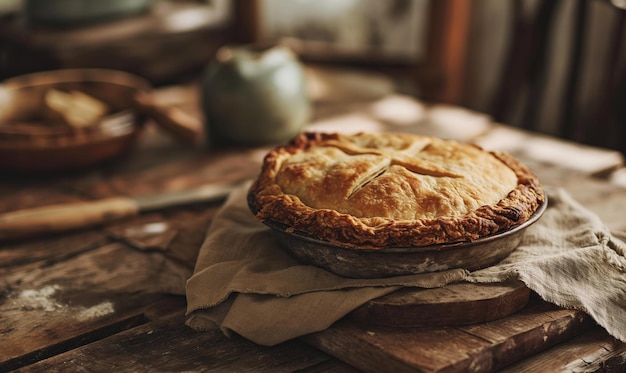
248,132,545,249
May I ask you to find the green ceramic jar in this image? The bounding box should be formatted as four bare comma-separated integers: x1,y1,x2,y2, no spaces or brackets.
201,44,311,146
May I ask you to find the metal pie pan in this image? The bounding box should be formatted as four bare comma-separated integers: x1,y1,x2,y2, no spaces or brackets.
257,198,547,278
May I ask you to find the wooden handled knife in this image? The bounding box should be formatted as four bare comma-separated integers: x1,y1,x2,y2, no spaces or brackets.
0,180,239,241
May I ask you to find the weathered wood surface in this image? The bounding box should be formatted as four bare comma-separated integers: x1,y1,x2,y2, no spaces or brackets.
0,134,350,373
1,82,625,372
350,280,530,328
500,328,626,373
17,299,352,373
305,296,596,373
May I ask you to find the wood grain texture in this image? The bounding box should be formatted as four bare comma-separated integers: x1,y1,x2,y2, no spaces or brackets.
303,296,595,373
0,230,107,276
18,305,347,373
0,242,176,367
350,280,530,327
0,202,215,369
500,328,626,373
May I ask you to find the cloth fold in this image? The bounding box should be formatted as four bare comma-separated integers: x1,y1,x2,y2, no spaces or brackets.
186,182,626,346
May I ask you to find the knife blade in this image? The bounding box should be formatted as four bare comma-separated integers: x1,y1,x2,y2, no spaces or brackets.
0,180,240,241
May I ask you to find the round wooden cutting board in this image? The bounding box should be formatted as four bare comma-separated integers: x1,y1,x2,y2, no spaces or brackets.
349,280,530,327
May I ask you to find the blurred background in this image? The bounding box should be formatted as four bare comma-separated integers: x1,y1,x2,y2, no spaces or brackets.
0,0,624,154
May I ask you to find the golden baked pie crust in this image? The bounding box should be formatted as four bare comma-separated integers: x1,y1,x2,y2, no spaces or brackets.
248,132,545,249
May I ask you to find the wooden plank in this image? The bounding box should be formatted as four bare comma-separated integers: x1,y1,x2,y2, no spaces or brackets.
0,186,217,368
0,230,106,277
303,297,594,373
458,298,593,372
104,207,217,272
18,307,347,373
1,196,215,281
500,328,626,372
349,280,530,328
0,289,166,371
304,321,491,373
0,240,191,367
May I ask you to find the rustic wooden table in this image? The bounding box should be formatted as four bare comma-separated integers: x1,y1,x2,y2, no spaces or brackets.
2,82,626,372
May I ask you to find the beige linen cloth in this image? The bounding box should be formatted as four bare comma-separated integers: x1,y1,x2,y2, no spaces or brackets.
185,181,626,346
